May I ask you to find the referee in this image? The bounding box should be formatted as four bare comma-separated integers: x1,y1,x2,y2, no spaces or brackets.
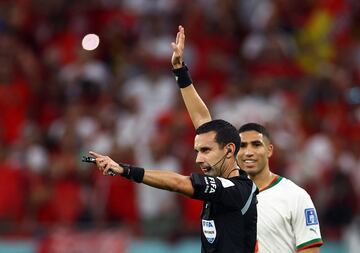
89,119,258,253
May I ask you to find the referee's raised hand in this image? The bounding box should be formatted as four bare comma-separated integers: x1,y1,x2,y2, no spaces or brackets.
171,25,185,69
89,151,123,176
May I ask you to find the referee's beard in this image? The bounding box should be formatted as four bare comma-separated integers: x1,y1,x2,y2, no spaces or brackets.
201,158,227,177
202,164,219,177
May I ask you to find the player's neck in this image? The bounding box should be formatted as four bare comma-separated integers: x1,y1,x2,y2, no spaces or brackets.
250,167,276,190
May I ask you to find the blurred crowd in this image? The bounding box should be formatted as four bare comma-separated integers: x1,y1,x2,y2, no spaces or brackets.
0,0,359,244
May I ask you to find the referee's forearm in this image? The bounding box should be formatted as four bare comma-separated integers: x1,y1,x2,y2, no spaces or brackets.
180,85,212,129
143,170,194,197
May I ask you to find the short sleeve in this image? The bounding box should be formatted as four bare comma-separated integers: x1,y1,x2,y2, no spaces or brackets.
190,173,256,210
293,190,323,251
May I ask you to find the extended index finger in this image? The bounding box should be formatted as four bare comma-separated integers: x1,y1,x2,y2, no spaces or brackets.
89,151,103,158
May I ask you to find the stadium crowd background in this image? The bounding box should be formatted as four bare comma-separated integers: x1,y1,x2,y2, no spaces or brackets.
0,0,359,252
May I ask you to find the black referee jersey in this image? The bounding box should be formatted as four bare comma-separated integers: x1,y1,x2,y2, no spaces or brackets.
190,169,258,253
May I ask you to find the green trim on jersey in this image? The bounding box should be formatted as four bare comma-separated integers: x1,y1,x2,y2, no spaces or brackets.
260,176,283,192
296,238,323,251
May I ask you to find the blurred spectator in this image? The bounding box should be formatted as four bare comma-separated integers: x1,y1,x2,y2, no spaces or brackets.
0,29,33,144
320,165,357,240
58,48,111,104
135,130,181,239
0,141,26,231
121,65,177,121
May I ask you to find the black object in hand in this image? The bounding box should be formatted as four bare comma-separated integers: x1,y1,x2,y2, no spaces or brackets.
81,156,116,176
82,156,96,163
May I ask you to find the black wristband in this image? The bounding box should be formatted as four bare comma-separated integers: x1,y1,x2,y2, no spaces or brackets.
172,63,193,88
119,163,145,183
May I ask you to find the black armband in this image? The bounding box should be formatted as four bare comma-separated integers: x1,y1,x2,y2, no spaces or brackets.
119,163,145,183
172,63,193,88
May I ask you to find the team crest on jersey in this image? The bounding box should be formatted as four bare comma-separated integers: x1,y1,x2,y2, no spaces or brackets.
305,208,319,226
202,219,217,243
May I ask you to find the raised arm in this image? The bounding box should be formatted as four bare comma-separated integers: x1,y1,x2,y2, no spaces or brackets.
179,85,212,129
89,151,195,197
171,26,212,129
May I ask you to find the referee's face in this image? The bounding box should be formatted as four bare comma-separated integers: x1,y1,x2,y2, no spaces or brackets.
238,130,273,177
194,131,227,177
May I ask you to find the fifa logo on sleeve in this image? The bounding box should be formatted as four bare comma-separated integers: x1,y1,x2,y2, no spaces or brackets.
204,177,217,194
305,208,319,226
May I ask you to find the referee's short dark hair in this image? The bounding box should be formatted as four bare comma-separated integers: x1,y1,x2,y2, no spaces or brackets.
238,122,271,141
196,119,240,156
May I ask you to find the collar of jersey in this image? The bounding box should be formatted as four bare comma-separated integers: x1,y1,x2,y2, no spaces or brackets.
259,175,283,192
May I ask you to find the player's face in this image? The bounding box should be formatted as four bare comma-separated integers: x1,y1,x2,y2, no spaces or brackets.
238,130,273,177
194,131,226,177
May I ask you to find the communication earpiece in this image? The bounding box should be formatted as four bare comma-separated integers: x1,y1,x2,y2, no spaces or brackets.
226,147,232,154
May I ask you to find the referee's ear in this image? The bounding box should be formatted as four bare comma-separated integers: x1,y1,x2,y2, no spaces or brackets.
225,144,235,158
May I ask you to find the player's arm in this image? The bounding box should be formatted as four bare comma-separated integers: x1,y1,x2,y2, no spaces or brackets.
89,151,194,197
171,25,212,129
293,190,323,252
299,247,320,253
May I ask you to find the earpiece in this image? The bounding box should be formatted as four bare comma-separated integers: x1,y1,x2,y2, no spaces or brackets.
227,147,232,154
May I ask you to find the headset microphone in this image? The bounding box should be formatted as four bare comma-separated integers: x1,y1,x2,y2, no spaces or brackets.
206,147,232,173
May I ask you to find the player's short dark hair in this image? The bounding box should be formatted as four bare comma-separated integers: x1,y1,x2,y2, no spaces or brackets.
196,119,240,155
238,122,271,141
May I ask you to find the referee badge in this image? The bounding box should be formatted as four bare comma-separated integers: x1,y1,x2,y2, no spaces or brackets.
202,219,217,243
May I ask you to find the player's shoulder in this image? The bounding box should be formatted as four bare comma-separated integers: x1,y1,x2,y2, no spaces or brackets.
280,177,310,198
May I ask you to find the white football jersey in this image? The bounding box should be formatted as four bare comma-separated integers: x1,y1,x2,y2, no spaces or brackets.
256,176,323,253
